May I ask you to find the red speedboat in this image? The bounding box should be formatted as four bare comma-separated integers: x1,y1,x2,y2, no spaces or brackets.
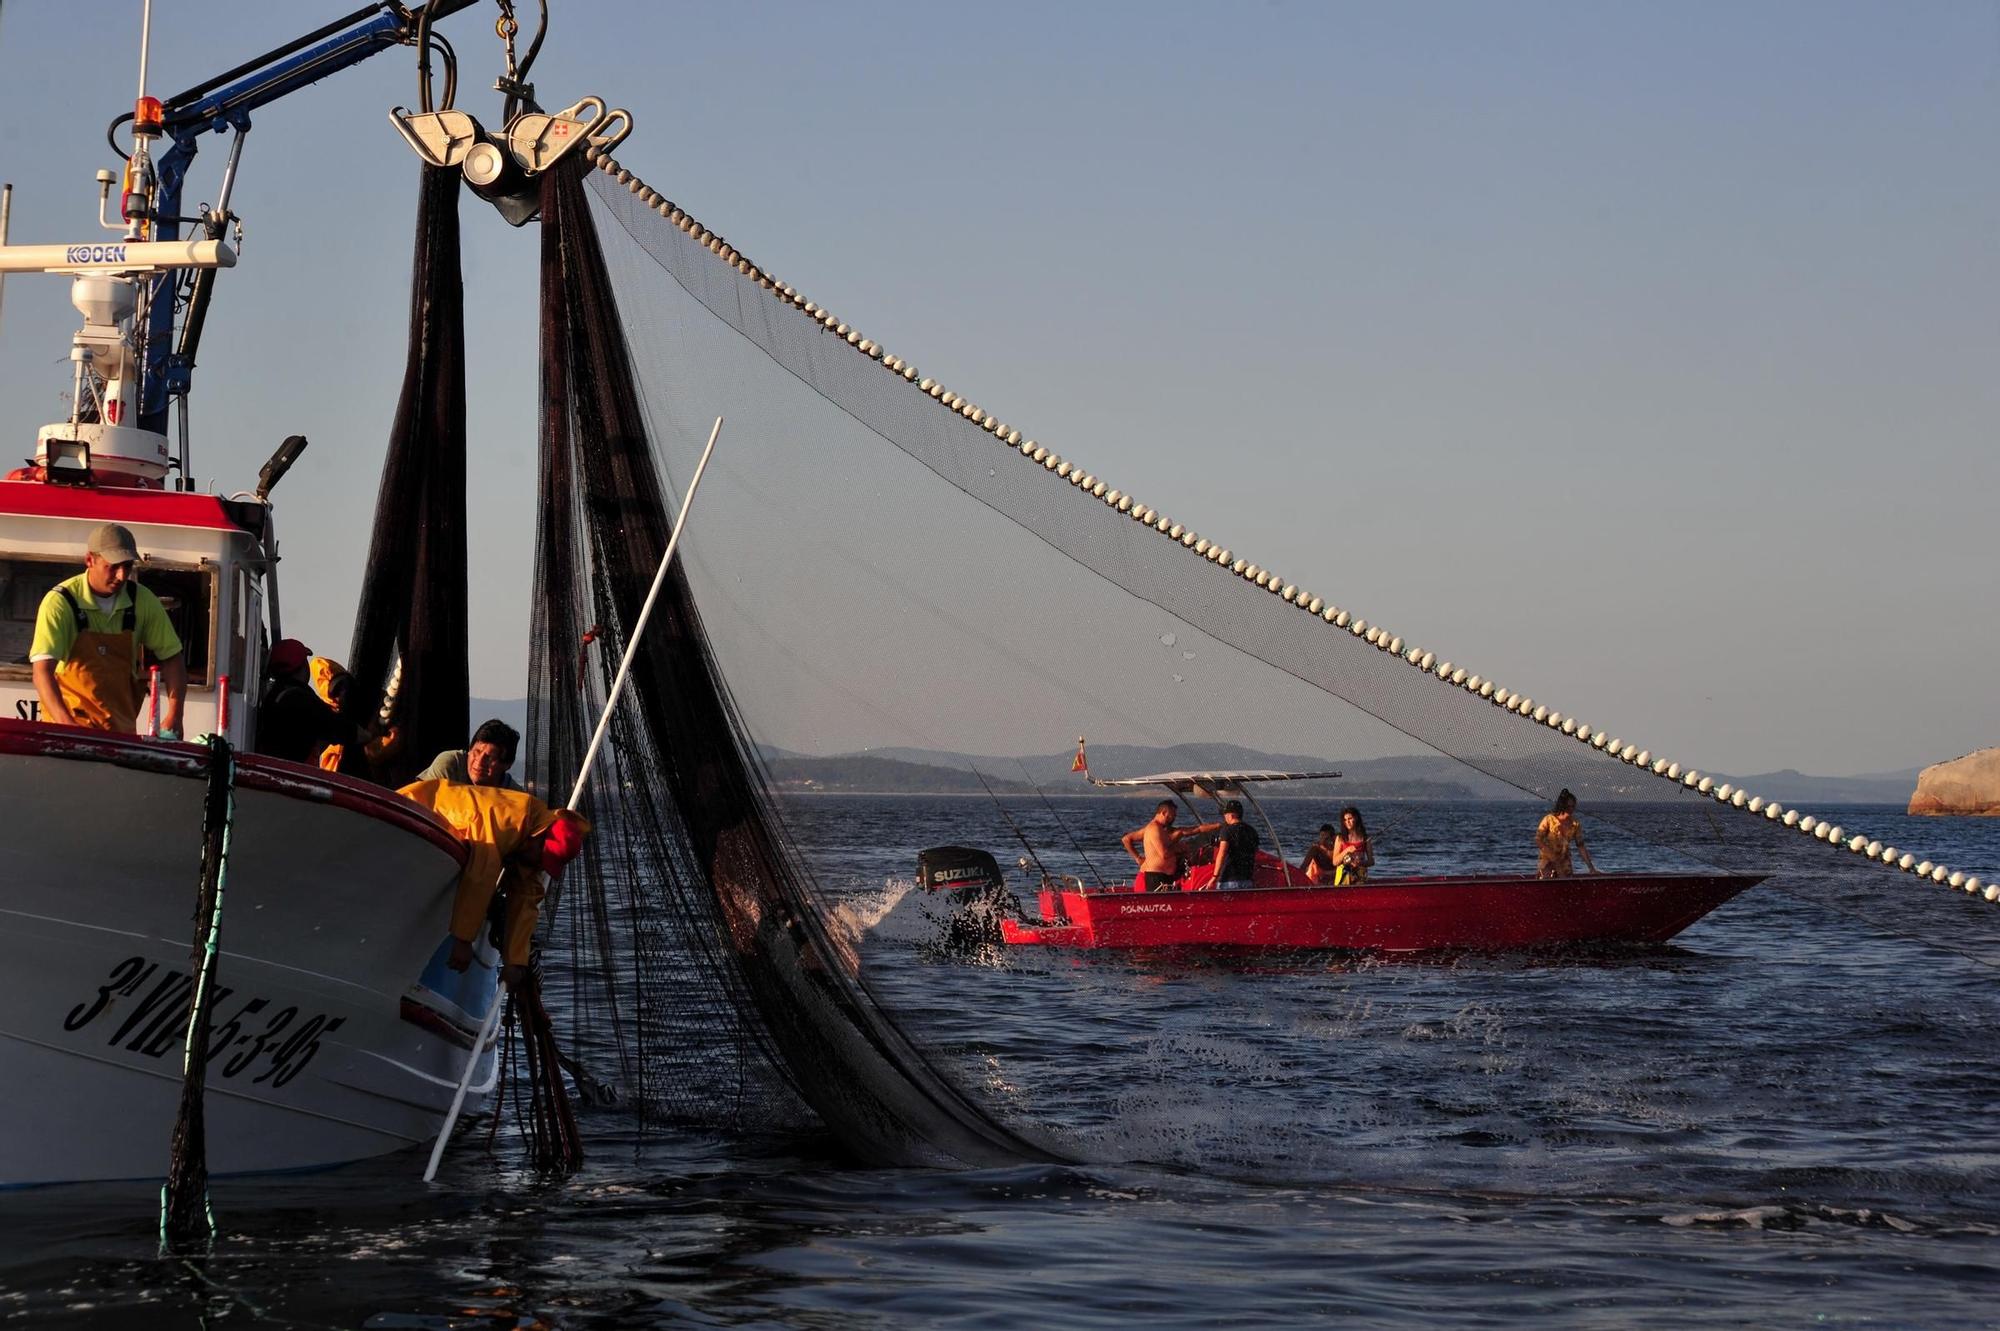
997,871,1761,950
924,769,1762,952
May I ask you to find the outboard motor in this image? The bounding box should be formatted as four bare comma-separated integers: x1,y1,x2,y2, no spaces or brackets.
916,846,1016,952
918,846,1005,896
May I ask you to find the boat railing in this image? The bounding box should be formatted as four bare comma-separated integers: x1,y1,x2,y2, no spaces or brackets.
1231,784,1303,887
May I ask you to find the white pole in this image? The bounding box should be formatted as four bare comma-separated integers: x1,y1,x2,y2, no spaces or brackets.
0,183,11,337
421,993,504,1183
565,414,724,810
422,415,723,1181
137,0,153,108
1237,785,1294,886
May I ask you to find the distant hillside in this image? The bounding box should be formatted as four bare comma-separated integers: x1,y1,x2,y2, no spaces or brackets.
847,743,1510,800
824,746,1924,803
765,754,1032,795
469,707,1925,804
1710,767,1923,806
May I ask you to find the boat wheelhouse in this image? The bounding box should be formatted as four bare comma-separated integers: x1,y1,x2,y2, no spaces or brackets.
0,483,269,737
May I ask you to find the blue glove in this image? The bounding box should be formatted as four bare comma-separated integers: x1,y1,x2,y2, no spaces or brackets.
156,727,181,742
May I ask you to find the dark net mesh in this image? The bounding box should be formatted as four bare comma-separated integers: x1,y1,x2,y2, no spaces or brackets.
528,161,1057,1164
347,164,470,786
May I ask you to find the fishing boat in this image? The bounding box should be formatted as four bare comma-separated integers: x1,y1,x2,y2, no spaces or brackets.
921,769,1762,952
0,245,500,1188
0,5,513,1187
0,722,498,1185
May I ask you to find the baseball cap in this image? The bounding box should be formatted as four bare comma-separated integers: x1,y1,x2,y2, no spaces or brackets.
87,523,140,564
268,638,311,674
1223,799,1244,817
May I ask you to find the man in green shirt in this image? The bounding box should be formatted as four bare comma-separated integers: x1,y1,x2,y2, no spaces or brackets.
29,523,186,735
417,717,523,790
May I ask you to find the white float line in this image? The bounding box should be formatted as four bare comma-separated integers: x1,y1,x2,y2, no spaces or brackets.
584,149,1993,908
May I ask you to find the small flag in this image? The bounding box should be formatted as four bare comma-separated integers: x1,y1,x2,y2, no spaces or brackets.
1071,736,1088,773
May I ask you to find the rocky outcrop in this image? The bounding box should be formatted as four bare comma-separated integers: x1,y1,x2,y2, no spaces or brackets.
1908,748,2000,816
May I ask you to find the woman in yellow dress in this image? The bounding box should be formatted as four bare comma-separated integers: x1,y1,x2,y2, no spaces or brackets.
1536,788,1597,878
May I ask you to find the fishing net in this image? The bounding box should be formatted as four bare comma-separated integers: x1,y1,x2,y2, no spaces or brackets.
528,161,1052,1164
506,146,2000,1195
346,164,471,787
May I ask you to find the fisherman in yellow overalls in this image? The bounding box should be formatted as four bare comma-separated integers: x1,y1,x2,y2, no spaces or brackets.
400,777,590,986
29,523,186,735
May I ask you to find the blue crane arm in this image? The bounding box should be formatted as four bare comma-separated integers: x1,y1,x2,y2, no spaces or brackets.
139,0,482,433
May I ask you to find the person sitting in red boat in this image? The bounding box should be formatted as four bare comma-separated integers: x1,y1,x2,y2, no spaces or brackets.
1209,800,1260,891
28,523,186,736
1301,823,1339,884
1536,788,1598,878
1301,813,1374,886
1120,798,1220,892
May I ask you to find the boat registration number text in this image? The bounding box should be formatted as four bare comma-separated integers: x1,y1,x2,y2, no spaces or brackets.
63,954,344,1089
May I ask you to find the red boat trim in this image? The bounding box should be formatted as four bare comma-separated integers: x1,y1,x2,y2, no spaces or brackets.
398,995,485,1051
0,480,257,533
0,718,465,863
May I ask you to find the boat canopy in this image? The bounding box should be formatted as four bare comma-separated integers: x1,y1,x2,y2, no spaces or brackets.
1087,769,1341,794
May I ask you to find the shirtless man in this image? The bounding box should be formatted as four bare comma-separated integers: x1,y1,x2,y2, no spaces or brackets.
1121,800,1220,892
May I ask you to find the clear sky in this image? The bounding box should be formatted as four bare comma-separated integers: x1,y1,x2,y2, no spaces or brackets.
0,1,1993,776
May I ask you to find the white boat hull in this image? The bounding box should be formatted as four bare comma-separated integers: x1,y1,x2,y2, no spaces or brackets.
0,722,499,1186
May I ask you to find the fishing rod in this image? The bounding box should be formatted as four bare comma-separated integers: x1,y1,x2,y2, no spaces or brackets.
1017,760,1107,890
967,760,1056,887
0,184,12,339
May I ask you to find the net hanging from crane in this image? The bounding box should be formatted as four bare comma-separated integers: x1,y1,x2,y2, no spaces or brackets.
347,163,471,788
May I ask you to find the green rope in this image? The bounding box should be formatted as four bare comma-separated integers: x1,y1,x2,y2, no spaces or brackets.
160,733,235,1254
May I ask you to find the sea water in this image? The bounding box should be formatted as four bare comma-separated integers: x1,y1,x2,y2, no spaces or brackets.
2,798,1996,1327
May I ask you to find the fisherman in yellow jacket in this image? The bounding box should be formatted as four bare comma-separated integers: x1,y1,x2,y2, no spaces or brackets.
399,778,590,985
310,655,402,777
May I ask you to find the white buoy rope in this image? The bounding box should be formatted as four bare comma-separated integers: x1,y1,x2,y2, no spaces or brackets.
586,150,1989,907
